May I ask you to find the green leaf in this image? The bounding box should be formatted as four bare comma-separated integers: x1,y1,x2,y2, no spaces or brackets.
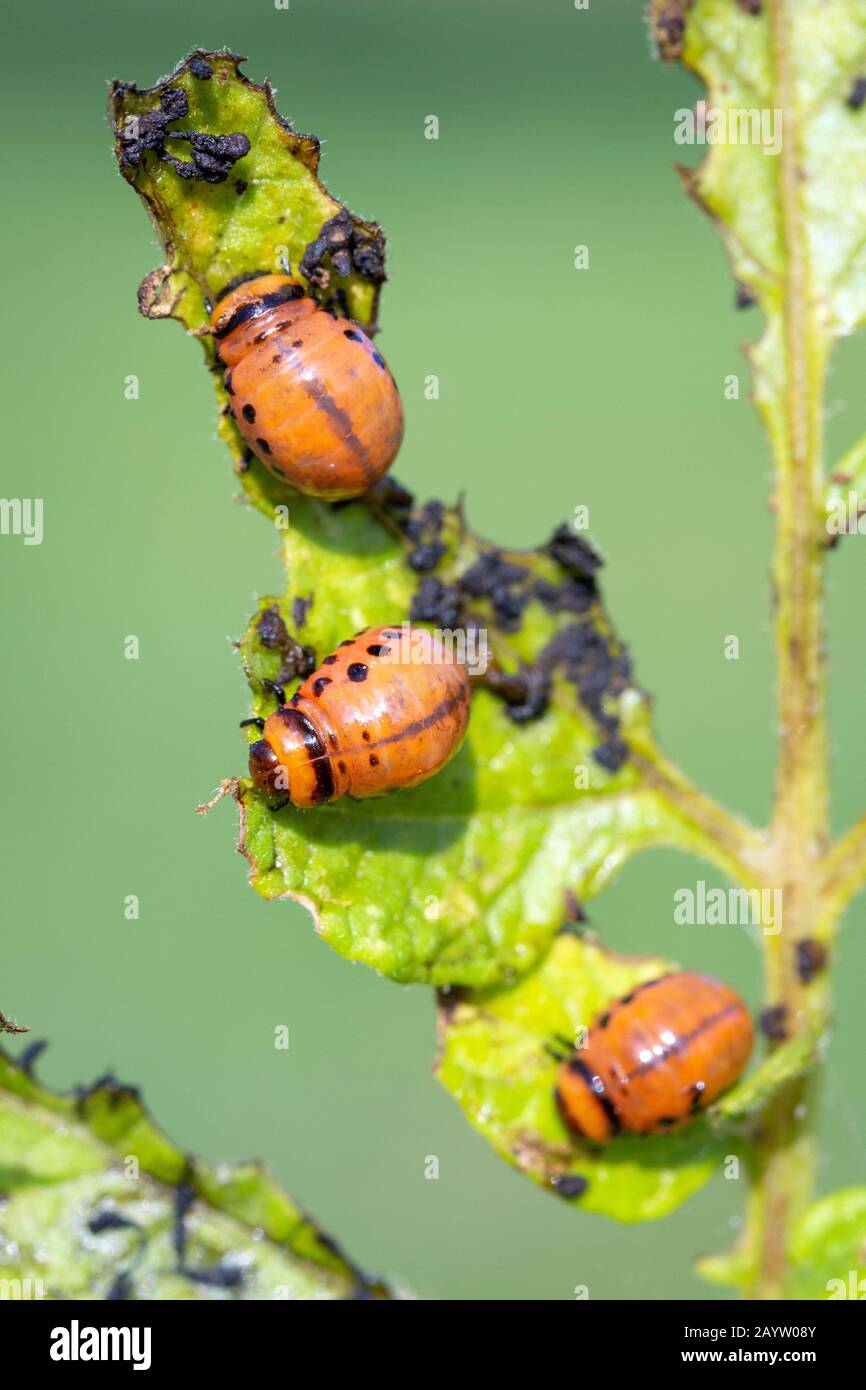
660,0,866,322
435,934,730,1221
694,1238,755,1291
0,1049,390,1300
118,49,757,988
655,0,866,446
825,431,866,535
109,49,383,340
697,1187,866,1298
229,493,749,986
788,1187,866,1299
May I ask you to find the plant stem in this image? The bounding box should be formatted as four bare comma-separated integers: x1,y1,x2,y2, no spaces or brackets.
746,0,831,1299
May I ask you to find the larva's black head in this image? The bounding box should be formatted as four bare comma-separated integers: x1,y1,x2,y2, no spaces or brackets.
248,738,281,795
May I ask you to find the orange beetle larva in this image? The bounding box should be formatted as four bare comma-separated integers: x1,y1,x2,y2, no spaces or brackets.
246,624,471,807
554,972,753,1142
211,273,404,500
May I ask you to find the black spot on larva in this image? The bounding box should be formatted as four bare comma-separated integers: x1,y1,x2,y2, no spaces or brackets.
292,338,303,348
224,371,235,395
343,328,363,342
369,754,379,767
256,438,271,455
337,760,347,774
234,178,247,194
254,330,268,343
361,730,371,742
382,630,402,640
550,1173,588,1200
597,1012,611,1030
366,644,386,657
657,1116,677,1129
272,354,283,365
620,993,635,1006
796,938,828,984
339,639,354,647
848,76,866,111
328,732,338,748
348,663,369,682
312,677,332,696
189,56,214,79
760,1005,789,1042
242,404,256,423
372,351,385,369
323,655,338,665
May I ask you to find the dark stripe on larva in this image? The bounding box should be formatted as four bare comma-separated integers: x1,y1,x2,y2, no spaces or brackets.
566,1057,621,1137
599,975,670,1031
299,371,374,481
275,706,334,803
617,976,671,1008
363,690,466,753
624,1002,742,1083
215,284,305,339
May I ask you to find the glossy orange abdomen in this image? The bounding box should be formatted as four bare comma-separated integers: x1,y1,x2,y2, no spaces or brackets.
555,972,753,1143
248,624,471,807
211,274,403,500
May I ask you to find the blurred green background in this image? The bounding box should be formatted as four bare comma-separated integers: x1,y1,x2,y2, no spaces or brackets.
2,0,865,1301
